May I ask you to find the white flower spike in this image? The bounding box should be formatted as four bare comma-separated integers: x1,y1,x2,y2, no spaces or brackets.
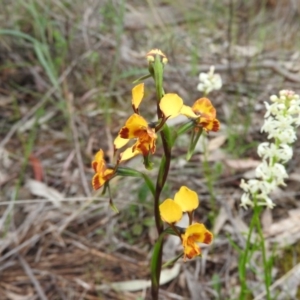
240,90,300,209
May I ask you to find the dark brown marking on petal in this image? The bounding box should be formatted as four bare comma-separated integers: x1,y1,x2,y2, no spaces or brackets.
92,174,101,190
212,120,220,132
120,127,130,139
203,231,213,244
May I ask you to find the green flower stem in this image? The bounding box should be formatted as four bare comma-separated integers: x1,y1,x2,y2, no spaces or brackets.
150,54,172,300
171,121,195,147
239,210,256,299
239,201,271,300
187,127,203,161
254,206,271,300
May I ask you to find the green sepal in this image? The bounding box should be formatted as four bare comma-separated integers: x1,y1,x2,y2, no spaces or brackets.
169,120,195,148
101,182,109,195
174,121,195,142
116,167,155,197
105,183,119,213
109,197,119,213
186,128,203,161
132,73,151,84
162,253,183,268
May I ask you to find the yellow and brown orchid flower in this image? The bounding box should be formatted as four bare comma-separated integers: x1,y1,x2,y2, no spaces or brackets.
91,149,115,190
181,97,220,132
114,113,157,162
159,186,213,260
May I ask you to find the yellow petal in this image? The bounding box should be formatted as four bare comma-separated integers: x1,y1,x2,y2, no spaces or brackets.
133,134,156,156
114,135,130,150
180,105,198,118
184,223,213,245
201,118,220,132
181,223,213,260
192,98,216,120
132,83,144,110
182,239,201,260
91,149,106,172
94,149,105,161
92,173,104,190
119,114,148,139
159,199,183,224
174,186,199,212
159,94,183,119
119,146,140,162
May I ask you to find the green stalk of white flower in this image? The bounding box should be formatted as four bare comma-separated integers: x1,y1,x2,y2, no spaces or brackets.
240,90,300,209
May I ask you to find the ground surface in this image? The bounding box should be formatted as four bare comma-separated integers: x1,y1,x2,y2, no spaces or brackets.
1,1,300,299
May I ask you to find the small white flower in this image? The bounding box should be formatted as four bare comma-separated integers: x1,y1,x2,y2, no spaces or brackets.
197,66,222,95
257,143,293,163
276,129,297,144
241,193,254,209
278,144,293,162
264,102,285,118
257,194,275,209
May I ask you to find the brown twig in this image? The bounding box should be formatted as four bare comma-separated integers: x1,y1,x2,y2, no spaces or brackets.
18,254,48,300
66,92,91,197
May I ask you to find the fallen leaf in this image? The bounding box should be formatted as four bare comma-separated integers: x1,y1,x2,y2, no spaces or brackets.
225,158,260,170
96,263,181,292
25,179,63,207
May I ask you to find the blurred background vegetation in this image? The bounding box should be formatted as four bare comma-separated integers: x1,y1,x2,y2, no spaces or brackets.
1,0,300,299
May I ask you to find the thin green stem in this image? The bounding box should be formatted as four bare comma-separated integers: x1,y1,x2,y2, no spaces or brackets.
239,200,272,300
151,54,171,300
239,210,256,300
254,206,271,300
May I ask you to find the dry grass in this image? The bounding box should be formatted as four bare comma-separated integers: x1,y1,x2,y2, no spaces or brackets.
1,0,300,299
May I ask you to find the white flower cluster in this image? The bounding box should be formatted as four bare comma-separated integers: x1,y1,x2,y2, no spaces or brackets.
240,90,300,209
197,66,222,95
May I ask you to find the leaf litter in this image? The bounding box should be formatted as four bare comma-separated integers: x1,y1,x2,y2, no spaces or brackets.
1,1,300,299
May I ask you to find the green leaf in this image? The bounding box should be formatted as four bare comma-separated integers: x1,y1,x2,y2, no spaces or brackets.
117,167,144,177
116,167,155,197
141,173,155,197
151,227,180,288
150,232,165,288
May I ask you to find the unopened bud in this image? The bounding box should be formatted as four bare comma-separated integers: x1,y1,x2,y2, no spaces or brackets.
146,49,168,65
